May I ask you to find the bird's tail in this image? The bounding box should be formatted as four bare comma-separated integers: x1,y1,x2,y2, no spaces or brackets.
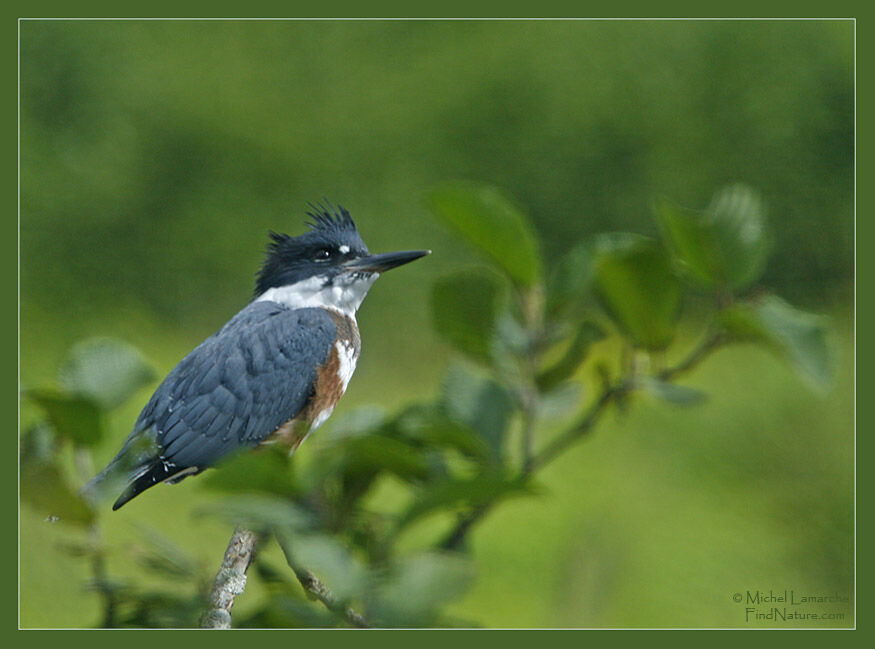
108,461,185,510
80,427,162,510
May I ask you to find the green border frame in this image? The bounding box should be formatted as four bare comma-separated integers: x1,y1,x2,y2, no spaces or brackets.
7,6,861,643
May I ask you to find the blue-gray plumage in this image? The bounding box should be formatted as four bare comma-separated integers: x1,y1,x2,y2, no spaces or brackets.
83,203,429,510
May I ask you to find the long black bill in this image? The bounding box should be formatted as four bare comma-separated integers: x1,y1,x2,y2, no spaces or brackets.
344,249,431,273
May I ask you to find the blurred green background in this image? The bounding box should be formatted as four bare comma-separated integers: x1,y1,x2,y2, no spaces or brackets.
19,20,853,628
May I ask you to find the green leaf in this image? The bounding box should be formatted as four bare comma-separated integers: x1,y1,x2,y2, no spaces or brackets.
393,404,492,463
20,424,56,468
440,363,516,462
489,313,532,385
318,406,386,446
129,524,201,581
493,311,530,356
537,383,584,420
428,181,543,287
277,532,368,603
253,561,299,594
536,320,606,390
20,462,94,526
238,596,337,628
431,270,503,363
340,434,434,482
593,234,682,350
371,552,475,626
57,337,155,410
396,471,531,530
26,389,105,447
655,184,770,291
718,295,834,388
195,495,312,532
200,444,300,497
638,377,707,406
113,591,203,628
547,241,595,317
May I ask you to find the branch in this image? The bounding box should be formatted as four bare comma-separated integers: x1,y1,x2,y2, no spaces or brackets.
201,526,258,629
275,531,370,627
518,388,538,474
528,382,625,472
438,330,729,551
291,567,370,628
518,286,546,473
439,503,493,551
533,331,727,472
658,331,726,382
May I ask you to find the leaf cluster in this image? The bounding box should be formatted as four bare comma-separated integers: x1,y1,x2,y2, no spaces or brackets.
22,182,834,628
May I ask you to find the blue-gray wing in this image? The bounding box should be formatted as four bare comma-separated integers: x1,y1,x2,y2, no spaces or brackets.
142,302,337,466
88,302,337,509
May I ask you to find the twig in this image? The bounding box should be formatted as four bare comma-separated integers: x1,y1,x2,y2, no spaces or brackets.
86,522,116,627
518,389,538,474
438,330,729,551
291,567,370,628
440,369,621,551
528,382,626,472
201,526,258,629
276,531,370,627
658,331,726,382
534,331,726,472
74,448,117,627
518,286,545,473
439,503,493,551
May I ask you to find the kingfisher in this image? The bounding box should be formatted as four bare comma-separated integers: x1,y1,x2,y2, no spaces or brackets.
84,203,429,510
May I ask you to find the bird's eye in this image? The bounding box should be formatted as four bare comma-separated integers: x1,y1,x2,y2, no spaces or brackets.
315,249,331,261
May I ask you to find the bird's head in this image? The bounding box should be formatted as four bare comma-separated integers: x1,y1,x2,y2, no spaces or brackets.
255,202,430,316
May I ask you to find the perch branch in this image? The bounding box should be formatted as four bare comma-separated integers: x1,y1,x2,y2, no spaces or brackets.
201,526,258,629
